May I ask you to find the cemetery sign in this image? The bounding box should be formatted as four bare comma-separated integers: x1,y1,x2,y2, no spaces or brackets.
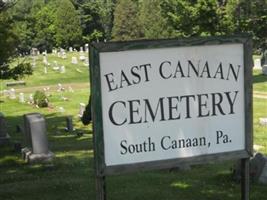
90,36,253,176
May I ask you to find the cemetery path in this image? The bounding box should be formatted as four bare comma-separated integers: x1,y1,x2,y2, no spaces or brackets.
253,91,267,99
4,82,90,94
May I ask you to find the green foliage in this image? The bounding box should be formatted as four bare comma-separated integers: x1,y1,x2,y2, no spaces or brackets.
54,0,82,48
10,0,40,53
1,62,32,80
160,0,267,50
0,12,17,66
0,4,33,80
33,90,48,107
227,0,267,50
161,0,226,37
139,0,174,39
78,0,104,42
33,3,57,52
112,0,142,41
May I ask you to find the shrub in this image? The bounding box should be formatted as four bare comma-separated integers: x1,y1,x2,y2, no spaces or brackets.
33,90,48,107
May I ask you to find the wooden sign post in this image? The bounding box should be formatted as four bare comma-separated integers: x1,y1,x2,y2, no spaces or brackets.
90,35,253,200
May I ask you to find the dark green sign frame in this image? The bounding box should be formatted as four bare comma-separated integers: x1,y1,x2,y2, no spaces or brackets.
89,35,253,200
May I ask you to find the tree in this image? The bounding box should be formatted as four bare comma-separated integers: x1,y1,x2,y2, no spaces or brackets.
161,0,226,37
139,0,174,39
33,3,56,52
78,0,105,42
226,0,267,51
54,0,82,48
112,0,142,41
0,0,32,80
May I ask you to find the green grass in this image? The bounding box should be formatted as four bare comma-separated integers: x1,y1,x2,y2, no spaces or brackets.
1,52,89,90
253,69,267,93
0,52,267,200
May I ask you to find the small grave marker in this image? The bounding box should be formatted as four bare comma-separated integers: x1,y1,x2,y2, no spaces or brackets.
60,66,65,73
19,93,25,103
28,94,34,104
44,66,48,74
254,58,261,69
259,118,267,126
65,116,74,132
71,57,78,64
9,88,16,99
78,103,85,117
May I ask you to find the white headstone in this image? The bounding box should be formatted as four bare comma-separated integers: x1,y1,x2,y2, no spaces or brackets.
44,66,48,74
59,107,65,113
60,66,65,73
71,57,78,64
69,47,73,52
19,93,25,103
259,118,267,126
79,55,86,61
80,47,84,52
57,83,64,92
43,55,48,65
254,58,261,69
32,56,36,68
78,103,85,117
9,88,16,99
28,94,34,104
68,86,74,93
85,44,89,52
62,52,67,59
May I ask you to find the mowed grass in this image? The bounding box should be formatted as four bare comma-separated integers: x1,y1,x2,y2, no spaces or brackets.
253,69,267,93
0,53,267,200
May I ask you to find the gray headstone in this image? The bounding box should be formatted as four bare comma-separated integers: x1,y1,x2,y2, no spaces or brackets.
233,153,267,184
261,50,267,66
259,161,267,184
0,113,10,145
65,116,74,132
262,65,267,75
250,153,266,181
22,113,53,163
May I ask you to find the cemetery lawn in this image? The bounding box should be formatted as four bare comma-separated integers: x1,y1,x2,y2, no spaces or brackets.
0,53,267,200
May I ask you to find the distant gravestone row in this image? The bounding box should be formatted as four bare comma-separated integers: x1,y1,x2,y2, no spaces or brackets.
30,46,90,73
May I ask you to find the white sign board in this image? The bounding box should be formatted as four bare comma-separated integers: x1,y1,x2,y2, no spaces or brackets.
98,44,245,166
